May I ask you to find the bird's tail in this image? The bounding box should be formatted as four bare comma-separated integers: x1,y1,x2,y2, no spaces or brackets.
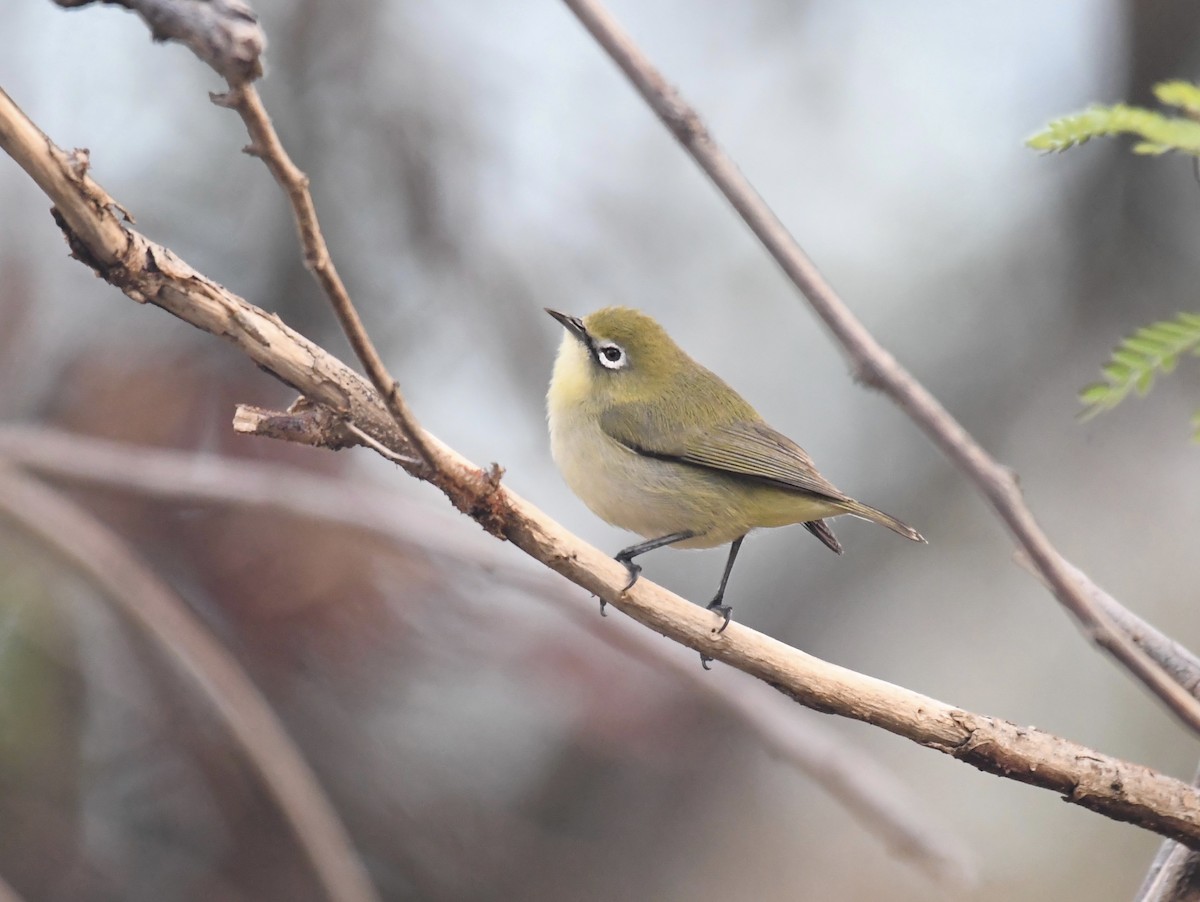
838,500,926,543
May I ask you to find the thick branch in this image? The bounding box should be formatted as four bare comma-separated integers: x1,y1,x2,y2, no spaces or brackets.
4,54,1200,850
0,466,378,902
558,0,1200,736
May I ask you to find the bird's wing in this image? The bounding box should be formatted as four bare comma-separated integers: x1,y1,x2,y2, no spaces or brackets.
600,404,848,502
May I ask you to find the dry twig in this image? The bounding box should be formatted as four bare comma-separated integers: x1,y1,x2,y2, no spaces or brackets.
211,82,437,472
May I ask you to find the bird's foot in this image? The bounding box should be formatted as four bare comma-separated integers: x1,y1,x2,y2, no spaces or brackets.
706,601,733,634
615,556,642,592
598,596,607,617
700,653,714,670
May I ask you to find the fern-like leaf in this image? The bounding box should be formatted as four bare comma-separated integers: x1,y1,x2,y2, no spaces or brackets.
1154,80,1200,118
1079,312,1200,420
1027,103,1200,155
1027,80,1200,156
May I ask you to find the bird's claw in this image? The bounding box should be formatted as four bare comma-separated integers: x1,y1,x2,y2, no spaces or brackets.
706,602,732,634
616,558,641,592
700,653,714,670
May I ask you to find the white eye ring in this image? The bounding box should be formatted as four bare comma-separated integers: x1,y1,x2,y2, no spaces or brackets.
595,341,627,370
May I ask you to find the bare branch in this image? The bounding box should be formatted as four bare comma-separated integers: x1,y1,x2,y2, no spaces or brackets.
1016,552,1200,699
1138,766,1200,902
210,81,437,472
51,0,265,84
0,465,379,902
0,424,976,888
1139,835,1200,901
5,56,1200,851
558,0,1200,736
0,95,128,268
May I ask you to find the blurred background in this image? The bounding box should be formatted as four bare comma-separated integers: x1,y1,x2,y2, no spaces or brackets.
2,0,1200,899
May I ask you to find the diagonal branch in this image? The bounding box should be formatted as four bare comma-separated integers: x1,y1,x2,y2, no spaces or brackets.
0,465,379,902
211,81,437,473
0,424,976,887
4,88,1200,850
558,0,1200,736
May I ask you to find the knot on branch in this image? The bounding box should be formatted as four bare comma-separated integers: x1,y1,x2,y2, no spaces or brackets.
661,91,708,145
104,0,267,84
51,206,112,273
850,356,888,391
443,462,510,540
233,402,361,450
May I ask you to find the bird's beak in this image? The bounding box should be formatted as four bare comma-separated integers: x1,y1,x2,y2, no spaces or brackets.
545,308,589,344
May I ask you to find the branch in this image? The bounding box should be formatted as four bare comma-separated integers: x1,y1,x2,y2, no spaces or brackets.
0,424,975,888
1138,765,1200,902
558,0,1200,736
68,0,478,513
5,45,1200,852
0,465,379,902
51,0,265,85
1138,846,1200,902
211,82,437,472
1016,552,1200,698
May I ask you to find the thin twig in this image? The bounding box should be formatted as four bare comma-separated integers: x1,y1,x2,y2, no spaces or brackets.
558,0,1200,737
5,61,1200,851
0,465,380,902
210,82,436,473
0,424,975,888
1016,552,1200,699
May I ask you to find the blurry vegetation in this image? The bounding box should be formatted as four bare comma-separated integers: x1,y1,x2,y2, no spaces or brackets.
1076,312,1200,432
1029,80,1200,438
1028,80,1200,156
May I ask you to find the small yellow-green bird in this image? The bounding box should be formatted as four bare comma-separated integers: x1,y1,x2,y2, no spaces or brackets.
546,306,923,654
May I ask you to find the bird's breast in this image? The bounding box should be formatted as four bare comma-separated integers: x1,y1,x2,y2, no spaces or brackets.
548,406,748,547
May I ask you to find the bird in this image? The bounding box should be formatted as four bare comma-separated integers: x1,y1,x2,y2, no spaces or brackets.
545,306,924,666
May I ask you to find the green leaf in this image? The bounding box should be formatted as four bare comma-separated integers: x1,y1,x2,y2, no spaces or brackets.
1112,349,1144,369
1133,141,1172,155
1123,336,1163,356
1102,361,1129,382
1081,311,1200,423
1027,83,1200,157
1155,80,1200,116
1079,383,1112,405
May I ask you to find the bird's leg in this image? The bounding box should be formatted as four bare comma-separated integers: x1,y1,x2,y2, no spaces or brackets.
611,530,696,606
706,536,744,632
698,536,746,668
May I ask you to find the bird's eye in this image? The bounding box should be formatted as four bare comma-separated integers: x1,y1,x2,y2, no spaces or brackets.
596,341,627,369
